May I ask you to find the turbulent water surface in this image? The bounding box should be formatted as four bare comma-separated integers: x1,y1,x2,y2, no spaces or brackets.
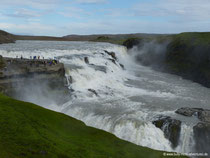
1,40,210,153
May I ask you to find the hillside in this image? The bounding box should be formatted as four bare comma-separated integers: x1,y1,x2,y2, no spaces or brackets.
0,29,169,45
0,94,184,158
0,30,15,44
14,35,69,41
64,33,169,45
166,32,210,87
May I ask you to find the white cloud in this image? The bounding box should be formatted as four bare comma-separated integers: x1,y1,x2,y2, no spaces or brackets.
133,0,210,21
59,7,91,18
73,0,107,4
0,22,57,36
0,0,60,10
5,8,42,18
1,0,210,35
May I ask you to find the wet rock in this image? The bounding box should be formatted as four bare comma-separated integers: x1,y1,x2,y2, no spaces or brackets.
66,75,73,84
198,110,210,123
88,89,98,96
122,38,141,49
119,64,125,70
104,50,117,60
193,122,210,154
0,55,6,69
109,59,117,65
84,57,89,64
90,65,107,73
0,57,67,98
176,107,210,123
152,116,181,148
175,107,204,117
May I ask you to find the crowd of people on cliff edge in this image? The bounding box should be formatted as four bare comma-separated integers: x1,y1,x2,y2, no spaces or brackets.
15,55,59,66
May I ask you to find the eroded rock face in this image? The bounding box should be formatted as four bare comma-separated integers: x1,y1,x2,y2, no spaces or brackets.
176,107,210,154
0,57,69,105
176,107,210,123
84,57,89,64
198,110,210,123
152,116,181,148
104,50,117,60
104,50,125,70
88,89,98,96
123,38,141,49
0,55,6,69
175,107,204,117
193,122,210,154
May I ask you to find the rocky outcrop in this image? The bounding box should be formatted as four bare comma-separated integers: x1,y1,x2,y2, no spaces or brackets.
193,122,210,154
176,107,210,154
104,50,125,70
88,89,98,96
175,107,210,123
0,56,6,69
152,116,181,148
104,50,117,60
84,57,89,64
0,30,15,44
123,38,141,49
0,57,69,104
175,107,204,117
198,110,210,122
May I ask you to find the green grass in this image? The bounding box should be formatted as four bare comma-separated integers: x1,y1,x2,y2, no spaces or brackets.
165,32,210,87
0,94,187,158
172,32,210,46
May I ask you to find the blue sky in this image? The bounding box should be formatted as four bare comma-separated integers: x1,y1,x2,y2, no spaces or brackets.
0,0,210,36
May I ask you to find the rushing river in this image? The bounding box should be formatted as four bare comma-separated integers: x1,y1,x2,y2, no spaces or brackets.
0,40,210,153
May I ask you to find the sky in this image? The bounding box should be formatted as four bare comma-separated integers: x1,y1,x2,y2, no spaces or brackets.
0,0,210,36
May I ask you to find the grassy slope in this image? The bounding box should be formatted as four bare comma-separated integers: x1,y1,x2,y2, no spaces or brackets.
0,94,185,158
174,32,210,45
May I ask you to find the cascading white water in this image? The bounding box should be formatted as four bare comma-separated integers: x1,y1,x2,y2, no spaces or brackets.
0,40,210,153
176,124,195,153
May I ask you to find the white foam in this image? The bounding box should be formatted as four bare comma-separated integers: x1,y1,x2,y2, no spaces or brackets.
176,124,195,153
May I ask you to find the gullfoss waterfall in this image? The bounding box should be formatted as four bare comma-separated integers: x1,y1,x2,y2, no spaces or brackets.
1,40,210,154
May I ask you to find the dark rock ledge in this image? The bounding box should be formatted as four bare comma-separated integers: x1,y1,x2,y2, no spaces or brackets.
176,107,210,154
175,107,210,123
0,56,69,104
152,116,181,149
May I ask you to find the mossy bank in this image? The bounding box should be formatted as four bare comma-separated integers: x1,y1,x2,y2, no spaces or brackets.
166,32,210,87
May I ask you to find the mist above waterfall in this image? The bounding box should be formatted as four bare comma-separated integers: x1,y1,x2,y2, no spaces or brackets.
129,40,170,71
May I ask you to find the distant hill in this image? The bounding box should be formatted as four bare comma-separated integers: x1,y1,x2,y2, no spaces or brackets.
63,33,171,45
0,30,171,45
14,35,69,41
0,30,15,44
63,33,165,41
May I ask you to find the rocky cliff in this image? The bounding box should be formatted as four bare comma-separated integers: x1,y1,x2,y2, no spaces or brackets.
0,56,69,105
175,107,210,154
